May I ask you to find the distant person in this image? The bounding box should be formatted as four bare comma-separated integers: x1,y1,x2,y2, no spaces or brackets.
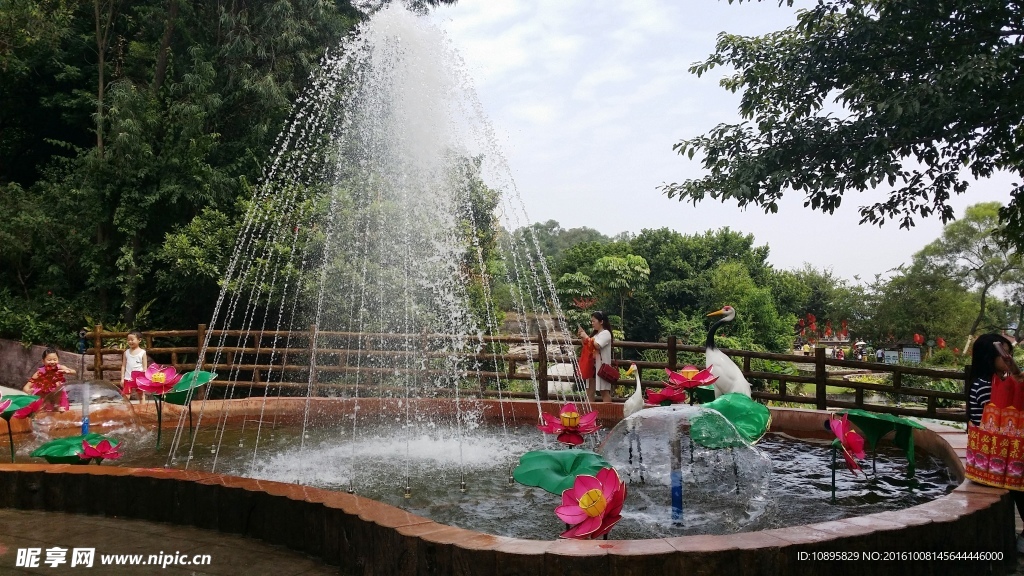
875,348,884,363
22,347,75,411
120,330,149,403
836,348,845,360
802,343,810,356
577,311,614,403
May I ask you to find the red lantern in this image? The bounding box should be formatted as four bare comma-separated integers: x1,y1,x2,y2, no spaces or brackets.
937,337,946,349
954,347,961,355
913,333,924,345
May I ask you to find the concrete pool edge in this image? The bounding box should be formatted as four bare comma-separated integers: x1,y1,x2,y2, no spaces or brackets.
0,405,1015,575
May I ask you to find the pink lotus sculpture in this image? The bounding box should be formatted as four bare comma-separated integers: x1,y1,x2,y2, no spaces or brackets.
538,403,599,446
829,414,866,475
131,364,183,395
646,365,719,405
555,467,626,539
645,386,688,405
80,438,121,461
664,365,718,389
0,394,9,414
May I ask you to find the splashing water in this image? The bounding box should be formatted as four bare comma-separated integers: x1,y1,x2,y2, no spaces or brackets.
167,3,595,491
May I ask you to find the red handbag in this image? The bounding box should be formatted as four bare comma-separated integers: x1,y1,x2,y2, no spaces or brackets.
597,362,620,383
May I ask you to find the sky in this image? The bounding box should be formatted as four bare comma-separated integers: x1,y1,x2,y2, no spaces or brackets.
428,0,1014,282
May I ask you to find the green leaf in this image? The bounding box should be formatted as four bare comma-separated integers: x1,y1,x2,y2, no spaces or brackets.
0,395,40,417
698,393,771,445
31,433,119,464
159,370,216,405
512,450,611,495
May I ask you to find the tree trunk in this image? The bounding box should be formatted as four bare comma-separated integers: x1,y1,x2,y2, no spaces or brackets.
619,295,626,340
94,0,105,156
1015,301,1024,341
96,222,108,313
968,283,991,336
122,233,140,325
93,0,120,157
151,0,179,93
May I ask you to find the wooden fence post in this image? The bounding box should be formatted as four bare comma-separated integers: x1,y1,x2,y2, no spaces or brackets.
93,324,103,381
197,323,207,370
893,371,902,405
667,335,677,371
537,329,548,401
815,346,827,410
309,324,318,394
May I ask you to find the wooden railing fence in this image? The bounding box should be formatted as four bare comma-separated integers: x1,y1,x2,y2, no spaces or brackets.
87,326,970,422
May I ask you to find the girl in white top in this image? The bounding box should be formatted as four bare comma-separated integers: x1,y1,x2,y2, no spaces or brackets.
577,311,614,403
120,330,148,403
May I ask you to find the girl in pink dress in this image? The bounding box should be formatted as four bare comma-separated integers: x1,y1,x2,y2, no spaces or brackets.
22,348,75,411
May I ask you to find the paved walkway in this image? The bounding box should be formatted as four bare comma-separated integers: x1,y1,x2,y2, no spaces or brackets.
0,509,338,575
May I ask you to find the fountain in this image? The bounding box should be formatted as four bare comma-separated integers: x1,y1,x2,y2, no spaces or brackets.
0,3,1015,574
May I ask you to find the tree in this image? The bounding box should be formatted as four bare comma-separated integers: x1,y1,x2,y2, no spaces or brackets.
0,0,365,341
591,254,650,337
515,220,610,265
920,202,1022,336
662,0,1024,248
860,259,979,347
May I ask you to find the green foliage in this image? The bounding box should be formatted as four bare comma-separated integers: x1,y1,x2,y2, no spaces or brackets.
925,348,960,368
517,220,611,265
919,202,1022,336
663,0,1024,252
0,0,363,338
592,254,650,336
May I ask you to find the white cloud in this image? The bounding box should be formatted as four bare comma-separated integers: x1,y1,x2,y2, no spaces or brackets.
430,0,1015,281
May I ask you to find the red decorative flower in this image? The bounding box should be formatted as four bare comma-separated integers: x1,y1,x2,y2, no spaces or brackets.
664,366,718,389
80,438,121,461
647,366,717,405
646,386,688,405
28,365,65,395
829,414,865,475
538,403,599,446
554,467,626,539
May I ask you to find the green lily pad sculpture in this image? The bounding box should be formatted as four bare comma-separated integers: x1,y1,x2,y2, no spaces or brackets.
690,394,771,449
690,384,716,405
840,409,925,478
31,433,120,465
513,450,612,495
152,370,216,449
161,370,216,406
1,394,40,462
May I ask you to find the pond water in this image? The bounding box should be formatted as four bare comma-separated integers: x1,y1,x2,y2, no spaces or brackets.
44,419,956,541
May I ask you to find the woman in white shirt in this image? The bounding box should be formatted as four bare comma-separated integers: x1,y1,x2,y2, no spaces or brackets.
577,311,614,403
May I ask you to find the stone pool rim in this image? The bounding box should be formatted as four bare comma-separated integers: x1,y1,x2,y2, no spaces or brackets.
0,403,1016,575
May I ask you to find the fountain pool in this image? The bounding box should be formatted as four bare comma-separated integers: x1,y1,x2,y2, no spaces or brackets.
0,400,1012,575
